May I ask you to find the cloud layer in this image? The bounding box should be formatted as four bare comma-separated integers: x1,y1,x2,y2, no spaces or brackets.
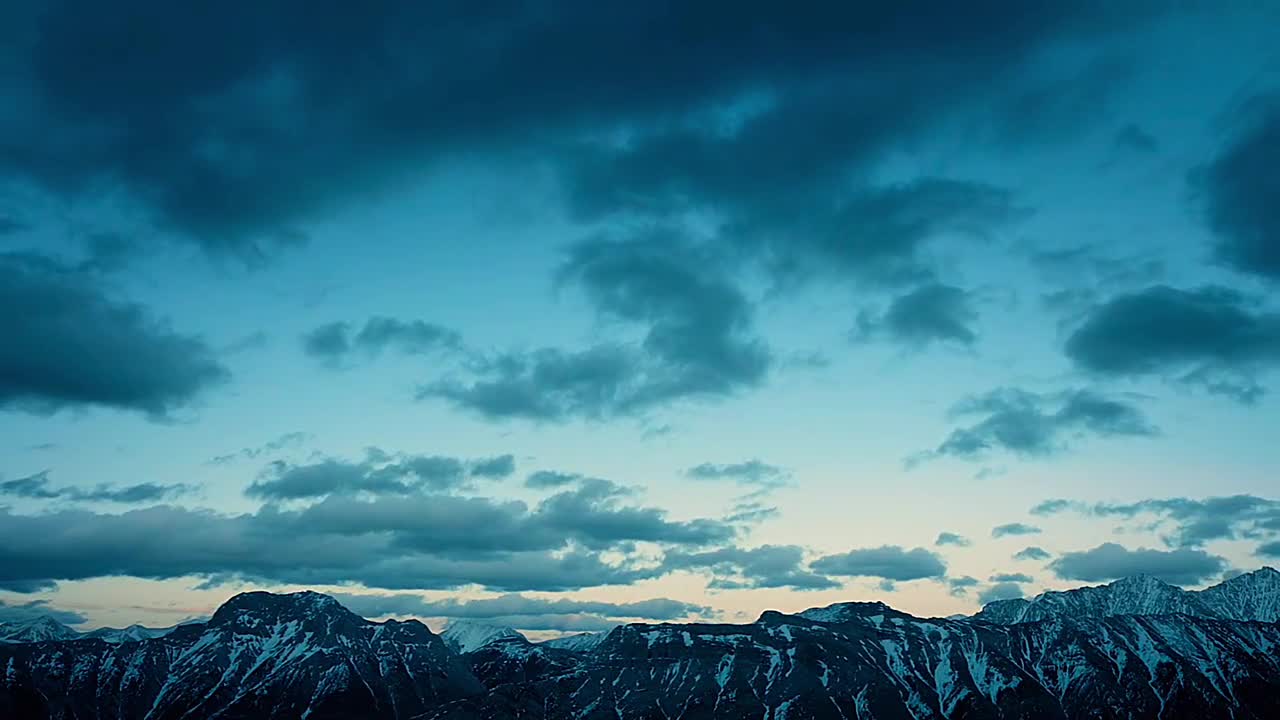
1049,542,1227,585
0,253,227,416
921,387,1156,461
332,591,709,632
0,479,737,593
1066,286,1280,402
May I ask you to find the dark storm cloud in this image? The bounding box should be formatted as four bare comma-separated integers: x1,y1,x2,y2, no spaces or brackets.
663,545,839,591
0,253,228,417
686,460,788,488
245,449,515,500
992,523,1041,538
934,532,972,547
559,232,771,392
469,454,516,480
303,317,462,366
1049,542,1227,585
525,470,588,489
425,345,642,422
0,1,1158,257
207,431,312,465
947,576,980,596
1030,499,1073,516
0,472,57,498
1064,285,1280,403
534,479,735,549
711,177,1022,290
1029,495,1280,548
0,579,57,594
1200,96,1280,282
424,232,771,421
93,233,147,271
71,483,193,504
989,572,1033,583
723,501,780,524
978,582,1026,604
1113,124,1159,154
854,283,978,348
0,470,191,504
332,592,707,623
810,546,947,581
0,599,85,626
1014,546,1053,561
0,480,734,591
282,478,733,554
0,215,30,236
919,387,1156,462
1030,245,1166,302
1258,542,1280,559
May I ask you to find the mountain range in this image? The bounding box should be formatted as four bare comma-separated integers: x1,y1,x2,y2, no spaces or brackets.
0,619,199,646
974,568,1280,625
1,568,1277,719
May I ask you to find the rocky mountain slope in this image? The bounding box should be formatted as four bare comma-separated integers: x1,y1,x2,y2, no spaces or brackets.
976,567,1280,624
81,624,182,644
1,571,1278,719
440,619,525,654
0,617,81,645
539,630,609,653
425,601,1280,719
0,619,186,645
0,591,481,720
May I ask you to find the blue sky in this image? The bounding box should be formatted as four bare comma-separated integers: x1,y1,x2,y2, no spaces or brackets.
1,1,1279,633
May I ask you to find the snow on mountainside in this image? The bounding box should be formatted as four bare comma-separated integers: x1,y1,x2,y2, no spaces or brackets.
0,590,482,720
796,599,917,625
440,619,526,653
0,617,80,644
426,606,1280,720
460,634,583,690
81,623,177,644
1198,566,1280,621
538,630,609,652
1,620,188,646
2,575,1280,719
976,567,1280,624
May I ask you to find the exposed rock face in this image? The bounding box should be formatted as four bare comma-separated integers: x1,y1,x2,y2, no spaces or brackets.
424,602,1280,720
2,574,1280,719
440,619,526,654
0,590,482,720
0,617,81,645
975,567,1280,624
539,631,610,653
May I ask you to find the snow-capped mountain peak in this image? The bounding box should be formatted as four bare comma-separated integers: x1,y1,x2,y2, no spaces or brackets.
81,623,176,644
2,578,1280,719
793,600,908,624
439,619,526,653
538,630,609,652
975,566,1280,624
0,616,80,644
1198,566,1280,621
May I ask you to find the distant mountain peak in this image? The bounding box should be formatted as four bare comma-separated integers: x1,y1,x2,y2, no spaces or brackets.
793,600,906,624
440,619,526,653
539,630,609,652
3,584,1280,719
1224,566,1279,581
0,615,80,644
210,589,351,625
1109,573,1173,587
976,567,1280,624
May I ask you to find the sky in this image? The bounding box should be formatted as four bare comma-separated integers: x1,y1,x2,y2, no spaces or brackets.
2,1,1280,635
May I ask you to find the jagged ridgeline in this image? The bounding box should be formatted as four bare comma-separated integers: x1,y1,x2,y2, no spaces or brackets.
2,569,1279,719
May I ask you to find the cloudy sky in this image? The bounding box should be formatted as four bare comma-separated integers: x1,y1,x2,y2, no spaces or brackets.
2,1,1280,634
